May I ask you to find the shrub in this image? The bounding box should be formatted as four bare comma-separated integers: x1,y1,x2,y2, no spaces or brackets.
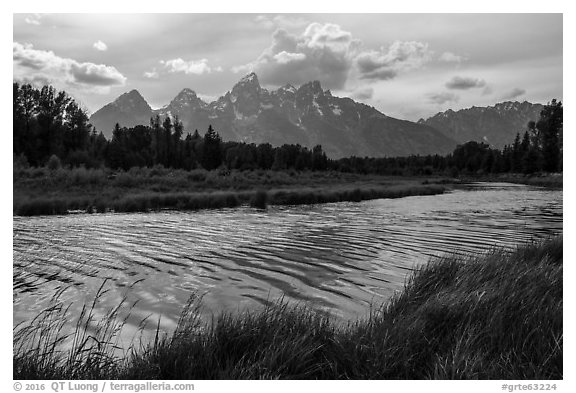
250,190,268,209
46,155,62,171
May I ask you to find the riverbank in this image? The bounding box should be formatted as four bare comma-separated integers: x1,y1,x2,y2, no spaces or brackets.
13,237,562,379
13,167,446,216
460,173,563,188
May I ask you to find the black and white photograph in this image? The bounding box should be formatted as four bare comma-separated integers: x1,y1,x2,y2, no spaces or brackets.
10,6,566,385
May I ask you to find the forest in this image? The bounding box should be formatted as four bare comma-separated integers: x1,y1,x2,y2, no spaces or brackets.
13,83,563,176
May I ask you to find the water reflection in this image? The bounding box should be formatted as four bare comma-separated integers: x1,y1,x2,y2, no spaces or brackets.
13,183,562,345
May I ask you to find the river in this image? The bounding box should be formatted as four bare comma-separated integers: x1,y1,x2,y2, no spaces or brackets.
13,182,562,347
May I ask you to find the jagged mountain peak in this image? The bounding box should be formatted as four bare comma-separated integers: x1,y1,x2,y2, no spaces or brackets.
491,101,530,112
169,88,206,108
242,72,258,82
90,76,462,158
298,80,323,94
111,89,151,112
176,88,198,98
234,72,261,89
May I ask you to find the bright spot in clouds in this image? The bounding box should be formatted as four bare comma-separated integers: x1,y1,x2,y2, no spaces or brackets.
93,40,108,51
157,58,222,75
234,23,432,90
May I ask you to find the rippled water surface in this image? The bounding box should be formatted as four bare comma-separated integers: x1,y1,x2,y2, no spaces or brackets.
13,183,562,344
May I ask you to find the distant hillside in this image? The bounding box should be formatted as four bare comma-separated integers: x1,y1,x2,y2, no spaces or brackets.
89,73,458,158
419,101,544,148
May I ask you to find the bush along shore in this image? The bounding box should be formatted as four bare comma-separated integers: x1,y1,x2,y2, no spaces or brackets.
13,167,446,216
458,173,563,189
13,237,562,379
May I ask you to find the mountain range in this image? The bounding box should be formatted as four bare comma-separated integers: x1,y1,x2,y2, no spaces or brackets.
419,101,544,149
89,73,544,158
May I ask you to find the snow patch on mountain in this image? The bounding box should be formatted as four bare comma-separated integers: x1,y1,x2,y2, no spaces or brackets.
312,98,322,115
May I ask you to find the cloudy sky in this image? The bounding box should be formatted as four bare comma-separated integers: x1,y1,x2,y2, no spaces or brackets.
13,13,562,121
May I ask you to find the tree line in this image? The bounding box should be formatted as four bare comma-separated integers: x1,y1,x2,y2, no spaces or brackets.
13,82,562,175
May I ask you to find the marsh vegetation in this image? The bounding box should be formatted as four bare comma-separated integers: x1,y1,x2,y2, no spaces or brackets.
13,238,562,379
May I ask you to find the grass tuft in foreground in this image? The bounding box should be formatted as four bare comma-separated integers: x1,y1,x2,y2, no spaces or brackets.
14,237,562,379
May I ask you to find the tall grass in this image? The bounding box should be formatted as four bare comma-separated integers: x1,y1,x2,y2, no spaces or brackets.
13,237,562,379
13,184,445,216
16,165,451,216
13,280,139,379
268,184,444,206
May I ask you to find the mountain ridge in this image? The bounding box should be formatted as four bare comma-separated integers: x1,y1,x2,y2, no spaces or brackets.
419,100,545,148
89,73,542,158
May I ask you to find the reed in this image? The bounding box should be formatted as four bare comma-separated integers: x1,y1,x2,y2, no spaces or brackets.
13,280,140,379
13,237,562,379
14,180,445,216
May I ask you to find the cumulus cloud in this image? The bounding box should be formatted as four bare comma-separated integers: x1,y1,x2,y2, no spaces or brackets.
427,92,460,104
503,87,526,100
273,51,307,64
158,58,222,75
93,40,108,51
13,42,126,91
439,51,467,63
233,23,360,89
24,14,42,25
70,63,123,85
233,23,430,90
445,76,486,90
143,69,159,79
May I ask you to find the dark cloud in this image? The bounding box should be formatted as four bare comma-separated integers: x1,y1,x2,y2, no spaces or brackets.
13,42,126,90
445,76,486,90
357,41,432,80
362,69,397,80
427,92,459,104
13,43,52,70
503,87,526,100
70,63,127,86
